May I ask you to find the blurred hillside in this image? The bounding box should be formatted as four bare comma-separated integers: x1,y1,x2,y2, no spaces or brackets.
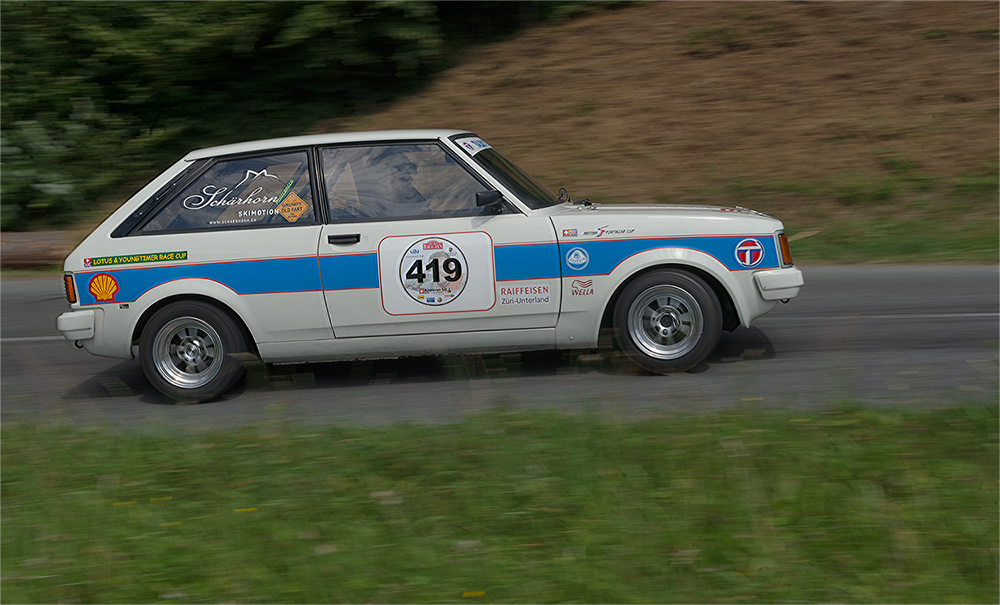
3,2,996,261
0,1,575,231
318,2,999,261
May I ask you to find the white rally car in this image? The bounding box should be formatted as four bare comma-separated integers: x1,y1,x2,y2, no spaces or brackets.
57,129,804,402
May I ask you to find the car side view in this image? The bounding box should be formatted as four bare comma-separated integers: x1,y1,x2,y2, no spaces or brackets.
57,129,804,402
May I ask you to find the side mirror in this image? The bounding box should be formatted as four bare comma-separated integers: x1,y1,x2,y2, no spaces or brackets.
476,190,502,207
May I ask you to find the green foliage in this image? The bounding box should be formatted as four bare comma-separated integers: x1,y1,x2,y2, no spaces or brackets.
1,1,443,229
2,406,997,603
1,1,581,231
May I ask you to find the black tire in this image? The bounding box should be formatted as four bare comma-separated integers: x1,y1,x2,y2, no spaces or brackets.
613,269,723,373
139,300,249,403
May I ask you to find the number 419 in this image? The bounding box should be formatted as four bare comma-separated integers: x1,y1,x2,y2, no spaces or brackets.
405,257,462,282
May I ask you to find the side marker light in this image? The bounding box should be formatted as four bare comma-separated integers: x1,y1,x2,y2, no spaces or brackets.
63,274,77,304
778,232,794,267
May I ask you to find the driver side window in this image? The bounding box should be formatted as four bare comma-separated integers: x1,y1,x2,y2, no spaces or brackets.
321,144,487,221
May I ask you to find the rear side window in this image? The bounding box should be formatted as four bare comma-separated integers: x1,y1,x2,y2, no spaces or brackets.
143,151,316,233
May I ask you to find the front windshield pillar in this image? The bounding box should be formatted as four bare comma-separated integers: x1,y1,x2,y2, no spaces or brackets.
451,135,563,210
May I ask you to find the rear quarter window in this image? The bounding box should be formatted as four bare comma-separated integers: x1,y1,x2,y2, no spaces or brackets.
142,151,316,233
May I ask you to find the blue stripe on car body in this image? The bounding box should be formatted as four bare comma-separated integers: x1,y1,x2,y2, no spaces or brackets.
558,235,779,276
319,254,380,290
76,257,323,306
75,235,776,306
494,243,561,281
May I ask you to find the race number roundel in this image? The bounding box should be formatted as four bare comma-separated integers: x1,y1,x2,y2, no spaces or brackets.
399,237,468,306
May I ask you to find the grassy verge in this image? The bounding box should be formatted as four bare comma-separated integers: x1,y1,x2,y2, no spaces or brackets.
786,213,999,264
707,160,1000,264
0,266,64,279
2,405,997,603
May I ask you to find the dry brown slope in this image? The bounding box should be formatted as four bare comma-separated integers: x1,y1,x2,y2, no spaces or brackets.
313,2,998,230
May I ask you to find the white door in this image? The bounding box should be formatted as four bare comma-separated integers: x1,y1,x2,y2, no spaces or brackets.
317,142,560,338
136,149,331,342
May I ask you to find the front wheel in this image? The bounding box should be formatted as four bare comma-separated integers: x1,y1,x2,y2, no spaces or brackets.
139,300,249,403
613,269,723,373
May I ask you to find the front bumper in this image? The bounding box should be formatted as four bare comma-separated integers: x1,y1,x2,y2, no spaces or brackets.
753,267,804,301
57,309,96,341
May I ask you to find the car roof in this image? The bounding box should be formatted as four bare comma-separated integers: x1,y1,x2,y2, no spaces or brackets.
183,129,474,161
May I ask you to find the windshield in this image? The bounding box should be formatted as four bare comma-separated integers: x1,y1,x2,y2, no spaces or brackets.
454,136,562,209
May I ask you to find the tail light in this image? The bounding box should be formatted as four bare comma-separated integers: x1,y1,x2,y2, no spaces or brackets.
777,232,794,267
63,274,77,304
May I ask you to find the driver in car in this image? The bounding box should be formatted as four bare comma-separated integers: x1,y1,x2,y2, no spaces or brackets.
391,159,430,210
363,150,432,217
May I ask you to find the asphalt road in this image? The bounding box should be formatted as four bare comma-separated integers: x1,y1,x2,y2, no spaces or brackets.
2,266,997,432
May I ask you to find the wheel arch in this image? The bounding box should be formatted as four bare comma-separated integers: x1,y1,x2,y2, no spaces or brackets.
599,263,741,335
130,294,259,357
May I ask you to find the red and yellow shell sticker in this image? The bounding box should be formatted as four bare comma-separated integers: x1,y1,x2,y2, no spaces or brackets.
88,273,119,303
277,192,309,222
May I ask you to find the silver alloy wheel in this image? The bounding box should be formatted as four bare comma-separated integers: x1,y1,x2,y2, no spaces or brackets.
152,316,224,389
627,284,704,360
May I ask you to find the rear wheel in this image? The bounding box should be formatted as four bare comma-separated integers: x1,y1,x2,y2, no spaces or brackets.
613,269,722,373
139,300,248,403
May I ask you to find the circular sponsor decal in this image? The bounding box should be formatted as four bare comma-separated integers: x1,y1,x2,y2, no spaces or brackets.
735,238,765,268
566,247,590,271
399,237,468,306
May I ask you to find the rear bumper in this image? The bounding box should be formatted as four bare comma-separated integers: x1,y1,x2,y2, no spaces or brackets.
57,309,96,341
753,267,804,301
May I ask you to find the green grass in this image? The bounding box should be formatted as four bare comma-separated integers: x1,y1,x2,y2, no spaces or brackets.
0,266,64,279
713,158,999,263
788,215,999,264
3,405,997,603
723,159,998,207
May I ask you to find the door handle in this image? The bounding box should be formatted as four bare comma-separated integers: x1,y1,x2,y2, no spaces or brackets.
328,233,361,245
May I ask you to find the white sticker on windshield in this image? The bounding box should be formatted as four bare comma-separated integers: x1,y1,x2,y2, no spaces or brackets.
456,137,492,156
